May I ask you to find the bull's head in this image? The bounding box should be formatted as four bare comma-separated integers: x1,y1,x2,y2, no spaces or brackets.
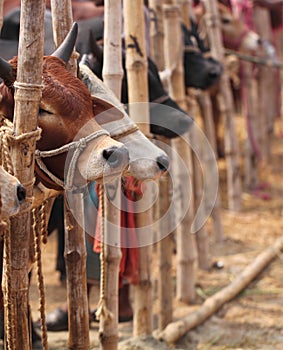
0,23,129,190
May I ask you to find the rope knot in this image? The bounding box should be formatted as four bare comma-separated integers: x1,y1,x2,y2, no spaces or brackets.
95,297,113,321
78,138,87,150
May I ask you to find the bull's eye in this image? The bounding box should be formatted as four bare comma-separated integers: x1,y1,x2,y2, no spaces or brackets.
221,17,231,24
39,108,52,116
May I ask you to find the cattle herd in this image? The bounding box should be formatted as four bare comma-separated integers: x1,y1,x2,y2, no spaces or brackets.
0,0,282,349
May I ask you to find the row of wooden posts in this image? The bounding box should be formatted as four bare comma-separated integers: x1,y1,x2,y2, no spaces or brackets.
0,0,281,349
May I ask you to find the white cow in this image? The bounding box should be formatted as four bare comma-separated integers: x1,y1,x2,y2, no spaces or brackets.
79,63,170,180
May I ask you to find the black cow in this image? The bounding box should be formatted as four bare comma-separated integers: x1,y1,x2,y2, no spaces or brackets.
181,20,223,89
0,8,55,60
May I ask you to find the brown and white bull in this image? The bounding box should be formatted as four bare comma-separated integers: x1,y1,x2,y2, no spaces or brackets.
0,23,130,192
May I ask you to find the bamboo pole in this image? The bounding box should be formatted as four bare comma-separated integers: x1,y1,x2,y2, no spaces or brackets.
191,128,210,270
156,235,283,344
149,0,165,70
195,91,224,242
156,137,174,330
123,0,153,336
149,0,175,330
123,0,150,135
102,0,123,100
4,1,45,349
179,0,190,28
242,61,259,190
50,0,78,75
0,0,3,31
181,3,211,270
163,2,197,305
64,195,89,350
253,6,276,162
203,0,242,212
98,2,123,349
50,2,90,349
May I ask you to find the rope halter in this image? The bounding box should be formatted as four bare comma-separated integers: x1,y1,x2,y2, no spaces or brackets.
35,129,110,191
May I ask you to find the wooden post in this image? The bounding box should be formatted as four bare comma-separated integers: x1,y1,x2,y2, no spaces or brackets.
181,1,211,270
0,0,3,31
162,2,197,305
195,91,224,242
64,195,89,350
241,60,259,190
123,0,153,336
203,0,242,212
179,0,191,28
98,1,123,349
149,0,175,330
50,1,89,349
253,6,276,162
50,0,78,75
102,0,123,100
149,0,165,70
4,1,45,349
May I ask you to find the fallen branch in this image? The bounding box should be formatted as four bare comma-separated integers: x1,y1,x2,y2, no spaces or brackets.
155,235,283,345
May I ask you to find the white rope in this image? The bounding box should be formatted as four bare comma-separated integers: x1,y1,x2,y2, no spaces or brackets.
35,129,110,191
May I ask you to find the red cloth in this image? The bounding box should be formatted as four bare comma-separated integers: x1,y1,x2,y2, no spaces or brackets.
94,177,143,287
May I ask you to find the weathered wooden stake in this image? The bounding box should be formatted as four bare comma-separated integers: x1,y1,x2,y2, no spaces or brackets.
182,1,211,270
5,1,45,349
203,0,242,211
98,1,123,349
0,0,3,31
163,2,197,305
64,195,89,350
123,0,153,336
149,0,175,330
50,1,89,349
50,0,78,75
253,6,276,162
149,0,165,70
241,60,259,190
195,91,224,242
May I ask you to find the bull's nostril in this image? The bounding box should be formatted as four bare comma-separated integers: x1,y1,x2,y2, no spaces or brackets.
103,146,129,168
17,184,26,203
157,155,169,172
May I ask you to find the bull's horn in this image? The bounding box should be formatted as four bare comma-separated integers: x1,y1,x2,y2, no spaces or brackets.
0,58,14,85
52,22,78,63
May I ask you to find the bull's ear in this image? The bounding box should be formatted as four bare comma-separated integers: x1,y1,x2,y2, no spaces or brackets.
92,96,124,124
0,58,14,86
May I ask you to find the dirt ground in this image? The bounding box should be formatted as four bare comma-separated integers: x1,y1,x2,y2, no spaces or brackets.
3,114,282,350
